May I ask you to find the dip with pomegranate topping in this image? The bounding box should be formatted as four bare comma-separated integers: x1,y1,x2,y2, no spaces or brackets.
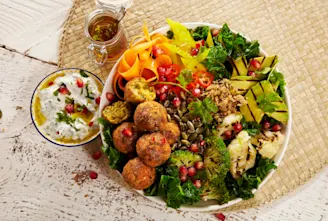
32,69,103,144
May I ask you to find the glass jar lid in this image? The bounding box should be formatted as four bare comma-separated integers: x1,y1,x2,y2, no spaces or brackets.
95,0,133,12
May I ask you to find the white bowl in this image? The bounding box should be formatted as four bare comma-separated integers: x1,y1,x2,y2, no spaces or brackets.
31,68,104,147
99,22,292,211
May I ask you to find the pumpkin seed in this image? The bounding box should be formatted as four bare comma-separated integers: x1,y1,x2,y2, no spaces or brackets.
205,128,211,137
173,114,181,122
178,110,183,118
167,114,171,122
181,116,188,123
181,132,188,140
172,143,178,150
166,108,173,114
194,121,203,128
187,128,195,134
181,107,187,114
181,139,190,146
180,91,186,100
189,133,198,141
180,146,188,150
187,121,195,131
196,127,203,134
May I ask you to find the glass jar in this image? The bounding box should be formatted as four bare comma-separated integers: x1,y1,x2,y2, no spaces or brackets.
84,9,128,65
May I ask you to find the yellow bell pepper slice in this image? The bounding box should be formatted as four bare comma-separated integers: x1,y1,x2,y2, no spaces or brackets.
166,18,196,48
206,30,214,47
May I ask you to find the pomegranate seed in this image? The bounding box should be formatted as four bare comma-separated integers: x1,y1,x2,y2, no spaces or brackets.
194,161,204,170
248,71,256,77
159,86,168,94
250,59,261,69
200,39,205,46
65,104,74,114
212,29,219,37
159,75,167,82
191,48,199,56
192,88,201,97
214,213,226,221
179,166,188,176
180,175,187,182
162,137,167,144
157,66,166,75
88,121,94,127
56,131,59,134
48,81,54,86
59,86,69,95
122,128,133,137
76,78,84,88
106,92,115,103
200,140,205,146
152,136,155,142
223,130,233,140
190,143,199,153
89,171,98,179
193,180,202,188
262,120,271,130
152,45,164,57
92,151,102,160
272,124,282,132
233,123,243,133
187,166,196,177
159,93,167,101
82,107,88,114
95,97,101,105
172,97,181,107
156,90,161,96
196,43,200,49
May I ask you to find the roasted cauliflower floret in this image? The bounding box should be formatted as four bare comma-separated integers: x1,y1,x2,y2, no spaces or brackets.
217,113,243,139
251,131,284,159
227,131,257,179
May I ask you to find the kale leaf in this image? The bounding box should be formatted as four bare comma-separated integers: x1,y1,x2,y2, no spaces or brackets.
192,26,210,41
240,117,261,136
202,44,230,79
225,155,277,200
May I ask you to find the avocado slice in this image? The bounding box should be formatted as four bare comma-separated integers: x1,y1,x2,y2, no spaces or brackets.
230,80,258,95
248,55,278,72
240,80,288,124
231,56,248,77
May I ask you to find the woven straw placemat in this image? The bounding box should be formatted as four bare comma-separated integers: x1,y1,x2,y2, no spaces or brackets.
58,0,328,211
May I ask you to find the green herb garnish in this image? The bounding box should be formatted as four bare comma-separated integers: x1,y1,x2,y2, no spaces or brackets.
53,90,59,96
176,69,193,88
256,92,281,113
65,97,74,104
191,26,210,41
188,97,218,124
240,117,261,136
269,70,286,97
85,83,94,99
56,111,79,131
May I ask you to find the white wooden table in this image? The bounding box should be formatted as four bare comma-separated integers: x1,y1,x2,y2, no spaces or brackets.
0,1,327,220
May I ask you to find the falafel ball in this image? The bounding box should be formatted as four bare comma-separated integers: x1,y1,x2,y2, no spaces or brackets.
113,122,139,154
122,157,156,190
134,101,167,132
161,122,181,145
136,133,171,167
124,77,156,103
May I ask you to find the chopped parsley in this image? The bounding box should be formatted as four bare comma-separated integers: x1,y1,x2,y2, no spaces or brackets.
256,92,281,113
188,97,218,124
85,83,94,99
56,111,79,131
53,90,59,96
176,69,193,88
65,97,74,104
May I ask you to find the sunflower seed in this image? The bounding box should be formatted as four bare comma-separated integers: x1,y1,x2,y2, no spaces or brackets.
181,139,191,146
187,121,195,131
196,127,203,134
189,133,198,141
166,108,173,114
167,114,171,122
164,100,170,107
181,101,187,109
181,107,187,113
173,114,181,122
172,143,178,150
181,132,189,140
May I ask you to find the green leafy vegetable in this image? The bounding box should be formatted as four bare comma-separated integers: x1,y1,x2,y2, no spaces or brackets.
269,70,286,97
217,23,234,54
80,70,89,78
257,92,281,113
225,155,277,200
65,97,74,104
245,41,260,60
56,111,79,131
240,117,261,136
98,118,127,171
192,26,210,41
203,45,230,79
85,83,95,100
176,69,193,88
188,97,218,124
